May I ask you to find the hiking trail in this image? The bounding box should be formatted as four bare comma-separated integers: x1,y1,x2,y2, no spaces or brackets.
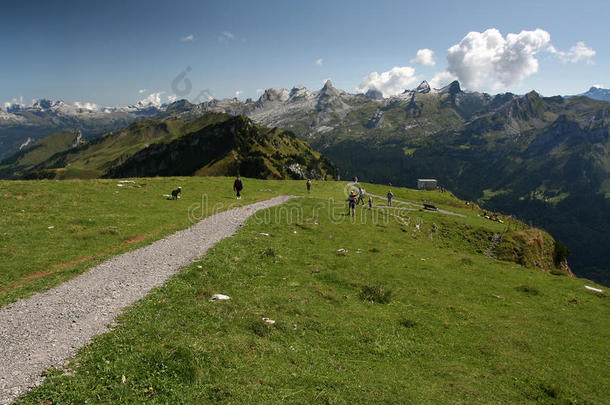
0,196,293,404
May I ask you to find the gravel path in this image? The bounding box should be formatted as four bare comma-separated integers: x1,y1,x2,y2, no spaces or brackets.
0,196,293,404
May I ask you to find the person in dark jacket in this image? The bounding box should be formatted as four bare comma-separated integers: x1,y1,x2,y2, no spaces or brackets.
347,191,357,216
233,175,243,199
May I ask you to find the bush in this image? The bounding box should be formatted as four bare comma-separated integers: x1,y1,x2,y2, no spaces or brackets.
553,239,571,267
260,247,276,257
359,285,392,304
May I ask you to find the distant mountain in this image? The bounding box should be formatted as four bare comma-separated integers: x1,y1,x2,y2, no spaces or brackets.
8,113,336,181
0,99,164,160
0,130,84,178
576,86,610,102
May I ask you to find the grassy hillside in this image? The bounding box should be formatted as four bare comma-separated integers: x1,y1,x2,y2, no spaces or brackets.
11,113,337,181
1,178,607,403
0,130,82,178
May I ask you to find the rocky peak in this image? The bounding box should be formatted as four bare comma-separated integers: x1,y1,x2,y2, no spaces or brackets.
439,80,461,95
364,89,384,100
320,80,341,97
288,85,312,101
258,88,290,104
415,81,431,94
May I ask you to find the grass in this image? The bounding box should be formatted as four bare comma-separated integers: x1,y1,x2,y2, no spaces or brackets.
2,179,606,403
0,177,340,307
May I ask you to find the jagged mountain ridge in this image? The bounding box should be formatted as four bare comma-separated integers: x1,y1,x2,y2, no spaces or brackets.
576,86,610,102
0,98,164,160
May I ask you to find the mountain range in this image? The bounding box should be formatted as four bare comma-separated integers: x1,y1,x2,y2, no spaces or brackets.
1,81,609,284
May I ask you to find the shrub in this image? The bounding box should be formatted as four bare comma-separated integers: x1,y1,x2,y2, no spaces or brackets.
553,239,571,267
359,285,392,304
260,247,276,257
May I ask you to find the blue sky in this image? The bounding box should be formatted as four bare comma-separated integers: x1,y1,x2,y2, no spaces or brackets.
2,0,608,107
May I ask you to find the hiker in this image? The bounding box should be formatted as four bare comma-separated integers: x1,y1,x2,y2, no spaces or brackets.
368,196,373,209
347,191,357,217
233,175,243,200
306,179,311,193
387,189,393,207
357,187,365,205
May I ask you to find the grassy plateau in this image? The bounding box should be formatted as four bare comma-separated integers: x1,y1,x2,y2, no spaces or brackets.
0,177,608,403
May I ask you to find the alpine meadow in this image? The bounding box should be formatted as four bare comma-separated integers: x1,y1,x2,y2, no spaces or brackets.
1,1,609,404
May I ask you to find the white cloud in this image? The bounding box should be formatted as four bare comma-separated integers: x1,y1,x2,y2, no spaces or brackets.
235,90,243,98
218,31,235,43
592,84,605,88
181,34,194,42
256,88,264,96
3,96,24,110
138,88,147,94
412,49,435,66
137,92,165,107
356,66,418,97
548,41,596,64
167,94,177,103
316,58,323,66
430,71,457,89
73,101,98,110
444,28,551,92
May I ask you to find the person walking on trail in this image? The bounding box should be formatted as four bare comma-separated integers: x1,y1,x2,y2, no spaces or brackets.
387,189,393,207
368,196,373,209
233,175,243,200
357,187,365,205
347,191,357,217
306,179,311,193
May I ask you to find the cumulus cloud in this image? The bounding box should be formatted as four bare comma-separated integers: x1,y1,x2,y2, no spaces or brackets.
138,88,147,94
181,34,194,42
356,66,418,97
592,84,605,88
412,49,435,66
73,101,99,110
316,58,323,66
429,71,457,89
137,92,165,107
167,94,177,103
443,28,551,92
549,41,596,64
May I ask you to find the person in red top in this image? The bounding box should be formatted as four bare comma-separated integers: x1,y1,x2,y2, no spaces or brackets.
233,175,243,200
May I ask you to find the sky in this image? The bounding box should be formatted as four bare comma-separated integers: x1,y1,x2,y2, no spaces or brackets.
1,0,609,108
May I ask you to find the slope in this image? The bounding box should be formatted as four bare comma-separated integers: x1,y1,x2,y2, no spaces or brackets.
16,113,336,181
1,178,605,404
0,130,84,179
